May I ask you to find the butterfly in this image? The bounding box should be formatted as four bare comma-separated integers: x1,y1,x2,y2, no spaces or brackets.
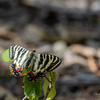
9,45,62,81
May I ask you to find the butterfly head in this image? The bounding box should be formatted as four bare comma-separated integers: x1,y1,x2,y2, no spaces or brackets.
30,49,36,55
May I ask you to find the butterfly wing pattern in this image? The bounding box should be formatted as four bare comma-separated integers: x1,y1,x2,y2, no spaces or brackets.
9,45,62,81
9,45,30,76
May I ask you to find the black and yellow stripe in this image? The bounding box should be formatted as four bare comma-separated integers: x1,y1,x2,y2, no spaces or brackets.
9,45,29,70
27,52,62,75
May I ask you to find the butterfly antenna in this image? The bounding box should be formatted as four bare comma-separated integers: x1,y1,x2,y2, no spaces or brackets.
35,45,44,50
25,43,32,50
26,42,46,51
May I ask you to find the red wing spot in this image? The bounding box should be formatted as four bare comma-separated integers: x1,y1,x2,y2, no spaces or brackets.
16,68,22,72
19,68,22,70
16,69,19,72
29,72,34,77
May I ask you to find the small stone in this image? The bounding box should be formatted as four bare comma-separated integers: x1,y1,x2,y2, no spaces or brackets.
65,0,88,11
63,49,88,66
90,1,100,12
53,40,67,57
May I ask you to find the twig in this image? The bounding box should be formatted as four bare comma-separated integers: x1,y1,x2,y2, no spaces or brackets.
22,96,27,100
43,73,52,100
43,86,51,100
44,74,52,83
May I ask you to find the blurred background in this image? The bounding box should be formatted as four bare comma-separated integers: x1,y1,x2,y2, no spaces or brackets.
0,0,100,100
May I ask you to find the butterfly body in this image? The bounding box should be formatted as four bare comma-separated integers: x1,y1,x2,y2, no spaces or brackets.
9,45,61,81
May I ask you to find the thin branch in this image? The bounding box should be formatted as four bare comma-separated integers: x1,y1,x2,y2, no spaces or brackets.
43,86,51,100
44,74,52,83
43,72,53,100
50,73,52,83
22,96,27,100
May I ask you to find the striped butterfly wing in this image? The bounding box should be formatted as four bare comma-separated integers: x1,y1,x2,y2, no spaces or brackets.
30,53,62,75
9,45,29,59
9,45,29,76
27,53,61,81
